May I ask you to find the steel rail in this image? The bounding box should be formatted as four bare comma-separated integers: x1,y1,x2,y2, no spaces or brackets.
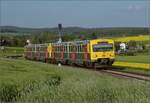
99,69,150,81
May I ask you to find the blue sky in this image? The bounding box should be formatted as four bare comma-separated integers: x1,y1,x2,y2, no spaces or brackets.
0,0,149,28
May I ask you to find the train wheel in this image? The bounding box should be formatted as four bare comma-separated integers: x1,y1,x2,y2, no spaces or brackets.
65,60,69,65
83,61,87,67
108,60,113,66
92,63,96,69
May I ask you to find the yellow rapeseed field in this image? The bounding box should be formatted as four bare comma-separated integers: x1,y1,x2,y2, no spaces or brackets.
112,35,150,42
113,61,150,70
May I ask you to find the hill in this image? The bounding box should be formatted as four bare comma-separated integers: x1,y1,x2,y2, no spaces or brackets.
0,26,149,37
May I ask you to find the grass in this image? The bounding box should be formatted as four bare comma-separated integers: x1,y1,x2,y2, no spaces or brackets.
0,58,150,103
114,54,150,74
112,66,150,76
0,47,24,57
116,55,150,64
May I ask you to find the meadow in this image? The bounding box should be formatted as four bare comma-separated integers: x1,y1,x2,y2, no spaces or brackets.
111,35,150,42
115,55,150,63
114,55,150,75
114,55,150,70
0,42,150,103
0,58,150,103
0,47,24,57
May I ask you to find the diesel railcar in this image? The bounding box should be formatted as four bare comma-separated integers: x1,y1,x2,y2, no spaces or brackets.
24,39,115,68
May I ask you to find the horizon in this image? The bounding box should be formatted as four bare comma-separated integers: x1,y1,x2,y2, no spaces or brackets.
0,0,149,28
0,25,149,29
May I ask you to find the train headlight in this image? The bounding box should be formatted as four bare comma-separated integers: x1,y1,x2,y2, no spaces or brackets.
93,54,97,58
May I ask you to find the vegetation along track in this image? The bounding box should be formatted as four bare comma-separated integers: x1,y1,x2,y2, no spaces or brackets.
98,68,150,82
62,64,150,82
4,56,150,82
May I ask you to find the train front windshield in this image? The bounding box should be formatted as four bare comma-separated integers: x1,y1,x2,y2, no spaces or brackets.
93,43,113,52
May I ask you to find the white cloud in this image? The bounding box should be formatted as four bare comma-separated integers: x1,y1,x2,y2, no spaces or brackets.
128,5,142,11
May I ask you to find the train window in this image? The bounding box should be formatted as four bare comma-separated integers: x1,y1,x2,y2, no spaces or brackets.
81,45,83,52
75,45,77,52
71,46,73,52
70,46,71,52
74,46,77,52
70,46,72,52
67,45,70,52
58,46,59,52
59,46,60,52
60,45,61,52
80,45,82,52
72,46,74,52
61,46,63,52
79,46,81,52
66,46,67,52
79,45,81,52
36,47,38,51
65,46,67,52
63,46,65,52
55,46,57,52
53,46,55,51
68,46,70,52
60,46,61,52
75,46,77,52
69,46,71,52
93,43,113,52
70,46,73,52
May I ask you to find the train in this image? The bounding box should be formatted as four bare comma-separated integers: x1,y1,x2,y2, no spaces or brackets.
24,39,115,68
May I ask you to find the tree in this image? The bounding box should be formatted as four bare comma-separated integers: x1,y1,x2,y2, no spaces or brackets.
127,40,137,50
91,32,97,39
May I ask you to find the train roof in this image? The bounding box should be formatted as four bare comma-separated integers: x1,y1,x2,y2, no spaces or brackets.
25,38,114,47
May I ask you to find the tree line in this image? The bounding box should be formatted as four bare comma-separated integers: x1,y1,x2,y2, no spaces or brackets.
0,31,149,54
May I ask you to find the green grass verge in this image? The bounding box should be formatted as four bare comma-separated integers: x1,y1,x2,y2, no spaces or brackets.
112,66,150,76
0,47,24,57
0,58,150,103
116,55,150,63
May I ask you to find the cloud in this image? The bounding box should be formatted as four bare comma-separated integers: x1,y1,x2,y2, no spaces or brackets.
128,5,142,11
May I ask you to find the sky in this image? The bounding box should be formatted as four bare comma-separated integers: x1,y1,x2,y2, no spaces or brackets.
0,0,149,28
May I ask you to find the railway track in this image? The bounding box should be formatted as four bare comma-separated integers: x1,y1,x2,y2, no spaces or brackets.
65,64,150,82
7,56,150,82
67,64,150,82
98,69,150,82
